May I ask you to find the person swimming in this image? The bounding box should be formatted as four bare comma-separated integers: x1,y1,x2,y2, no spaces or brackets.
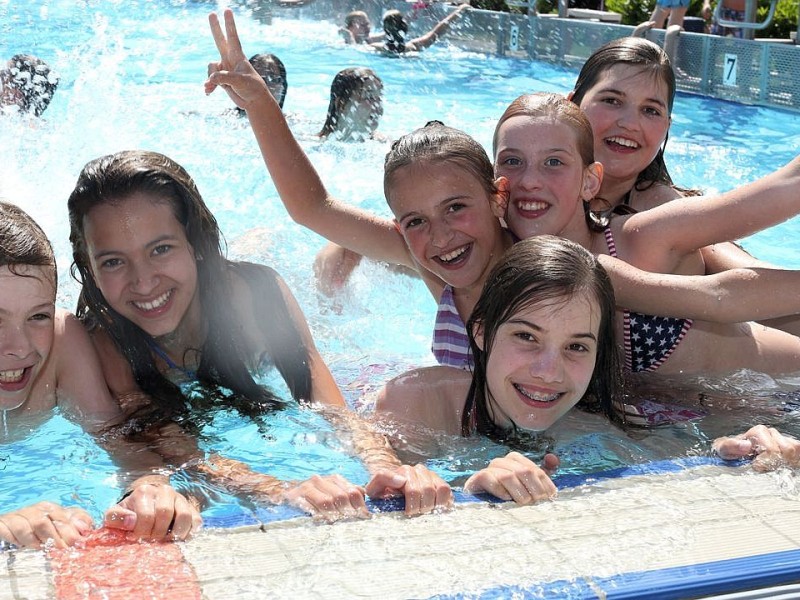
0,54,59,116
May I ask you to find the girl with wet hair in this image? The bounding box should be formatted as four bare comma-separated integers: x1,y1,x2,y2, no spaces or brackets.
68,149,453,520
318,67,383,141
376,237,800,504
68,150,313,420
569,37,681,213
375,236,619,503
248,53,287,108
569,39,800,335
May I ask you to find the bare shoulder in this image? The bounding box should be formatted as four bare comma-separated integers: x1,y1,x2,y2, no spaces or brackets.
376,366,471,434
83,321,139,399
631,182,684,212
51,309,93,365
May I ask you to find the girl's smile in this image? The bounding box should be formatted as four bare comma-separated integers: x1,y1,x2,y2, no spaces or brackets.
576,64,671,194
0,266,55,410
479,292,600,432
495,116,599,244
389,162,508,292
83,193,201,343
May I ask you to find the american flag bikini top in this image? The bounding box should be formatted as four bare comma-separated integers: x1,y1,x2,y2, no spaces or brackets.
603,227,693,373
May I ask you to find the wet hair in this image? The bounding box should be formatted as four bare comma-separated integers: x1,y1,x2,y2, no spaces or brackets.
249,53,287,108
2,54,59,116
570,38,678,194
345,10,370,28
494,92,605,231
0,200,57,288
494,92,594,168
462,235,622,439
384,120,497,203
68,150,313,420
318,67,383,139
382,10,408,54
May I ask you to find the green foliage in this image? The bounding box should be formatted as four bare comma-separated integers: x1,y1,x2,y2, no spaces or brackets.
473,0,797,37
605,0,652,24
759,0,799,39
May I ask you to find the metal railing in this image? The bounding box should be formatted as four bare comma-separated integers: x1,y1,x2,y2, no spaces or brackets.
269,0,800,113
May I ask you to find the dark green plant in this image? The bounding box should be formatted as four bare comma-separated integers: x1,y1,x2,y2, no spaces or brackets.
758,0,799,38
474,0,797,37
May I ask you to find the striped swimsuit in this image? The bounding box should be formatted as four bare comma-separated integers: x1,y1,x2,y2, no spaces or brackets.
431,285,473,369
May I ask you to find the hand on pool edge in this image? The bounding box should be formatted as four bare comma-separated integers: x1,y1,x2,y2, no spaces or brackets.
713,424,800,472
365,464,454,517
463,452,559,505
104,479,202,542
0,502,94,550
281,474,370,523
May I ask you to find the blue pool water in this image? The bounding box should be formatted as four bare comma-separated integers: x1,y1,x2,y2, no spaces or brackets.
2,0,800,521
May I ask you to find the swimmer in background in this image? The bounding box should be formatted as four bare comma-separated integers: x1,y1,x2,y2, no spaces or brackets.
340,11,385,45
373,4,471,55
233,53,287,116
376,236,800,504
318,67,384,142
0,200,201,548
0,54,59,116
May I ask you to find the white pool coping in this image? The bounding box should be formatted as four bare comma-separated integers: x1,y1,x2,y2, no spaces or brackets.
2,461,799,599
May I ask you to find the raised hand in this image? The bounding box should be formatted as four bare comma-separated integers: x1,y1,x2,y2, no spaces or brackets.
0,502,93,549
464,451,559,505
206,9,269,108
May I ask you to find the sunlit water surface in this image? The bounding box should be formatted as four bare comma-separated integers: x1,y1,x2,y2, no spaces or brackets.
2,0,800,521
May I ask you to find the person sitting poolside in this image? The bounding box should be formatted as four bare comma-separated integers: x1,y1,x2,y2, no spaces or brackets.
0,54,59,116
372,4,470,55
702,0,747,37
340,11,385,45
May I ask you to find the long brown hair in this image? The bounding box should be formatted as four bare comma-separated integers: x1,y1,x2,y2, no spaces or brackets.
462,236,622,438
68,150,313,420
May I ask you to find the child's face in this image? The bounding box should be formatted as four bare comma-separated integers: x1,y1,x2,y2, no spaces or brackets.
83,193,200,340
389,161,506,292
0,265,55,410
495,116,592,241
479,291,600,432
576,64,671,186
350,17,371,42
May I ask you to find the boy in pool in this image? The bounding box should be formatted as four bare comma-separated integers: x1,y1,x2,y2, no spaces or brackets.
0,200,201,548
340,11,385,45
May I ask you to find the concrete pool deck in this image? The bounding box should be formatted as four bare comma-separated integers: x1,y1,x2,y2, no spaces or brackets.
2,460,799,599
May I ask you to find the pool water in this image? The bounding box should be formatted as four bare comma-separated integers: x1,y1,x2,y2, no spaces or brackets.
2,0,800,521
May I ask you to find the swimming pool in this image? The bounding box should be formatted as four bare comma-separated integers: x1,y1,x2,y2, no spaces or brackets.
1,1,800,595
